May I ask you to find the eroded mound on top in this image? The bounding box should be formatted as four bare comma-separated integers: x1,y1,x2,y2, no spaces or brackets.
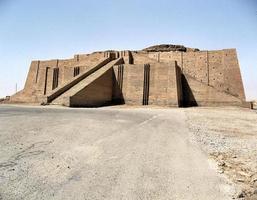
142,44,199,52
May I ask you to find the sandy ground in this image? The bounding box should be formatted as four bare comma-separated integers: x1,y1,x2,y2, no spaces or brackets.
0,105,256,200
185,107,257,199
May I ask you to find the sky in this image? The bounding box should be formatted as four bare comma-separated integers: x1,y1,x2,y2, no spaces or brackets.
0,0,256,100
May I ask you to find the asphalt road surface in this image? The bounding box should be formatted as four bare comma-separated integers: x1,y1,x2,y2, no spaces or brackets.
0,105,232,200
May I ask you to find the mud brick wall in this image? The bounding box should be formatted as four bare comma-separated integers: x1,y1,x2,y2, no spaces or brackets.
148,52,183,69
148,62,182,106
112,65,125,104
122,64,144,105
112,62,181,106
21,53,107,99
180,50,245,106
112,64,145,105
11,47,246,107
183,51,209,84
131,52,158,64
222,49,245,99
23,60,40,93
144,49,245,102
182,75,243,106
35,60,59,96
70,68,113,107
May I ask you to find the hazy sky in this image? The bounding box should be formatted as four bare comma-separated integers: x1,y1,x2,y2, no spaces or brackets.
0,0,256,100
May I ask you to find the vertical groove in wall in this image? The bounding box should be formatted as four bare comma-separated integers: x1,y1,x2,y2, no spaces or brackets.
143,65,146,105
35,61,40,83
57,68,59,88
44,67,49,95
115,64,124,102
207,51,209,85
181,52,183,72
73,67,80,77
117,64,124,91
52,69,55,90
128,51,133,64
143,64,150,105
118,65,121,90
146,64,150,105
52,68,59,90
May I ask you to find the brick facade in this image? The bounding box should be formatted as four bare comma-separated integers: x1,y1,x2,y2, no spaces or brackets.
10,45,248,108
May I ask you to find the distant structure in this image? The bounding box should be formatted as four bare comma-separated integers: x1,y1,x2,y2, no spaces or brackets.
9,44,249,107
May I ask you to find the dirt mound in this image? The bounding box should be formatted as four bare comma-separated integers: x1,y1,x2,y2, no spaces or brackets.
142,44,200,52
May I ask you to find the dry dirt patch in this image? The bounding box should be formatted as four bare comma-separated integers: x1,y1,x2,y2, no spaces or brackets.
185,107,257,199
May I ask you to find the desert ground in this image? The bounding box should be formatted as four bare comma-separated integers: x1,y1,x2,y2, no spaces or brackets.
0,105,256,200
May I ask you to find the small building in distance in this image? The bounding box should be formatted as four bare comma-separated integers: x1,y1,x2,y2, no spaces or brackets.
9,44,249,108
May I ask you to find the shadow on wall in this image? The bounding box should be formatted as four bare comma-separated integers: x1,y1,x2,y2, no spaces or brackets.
111,67,199,107
181,74,198,107
81,67,198,108
111,68,125,105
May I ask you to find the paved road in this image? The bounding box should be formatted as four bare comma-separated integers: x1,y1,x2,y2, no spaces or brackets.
0,105,232,200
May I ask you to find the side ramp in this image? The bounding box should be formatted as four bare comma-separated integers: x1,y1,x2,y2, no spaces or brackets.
45,57,112,104
181,73,248,107
49,58,124,107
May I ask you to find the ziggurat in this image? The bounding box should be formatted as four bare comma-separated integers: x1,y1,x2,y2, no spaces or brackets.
10,44,249,107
